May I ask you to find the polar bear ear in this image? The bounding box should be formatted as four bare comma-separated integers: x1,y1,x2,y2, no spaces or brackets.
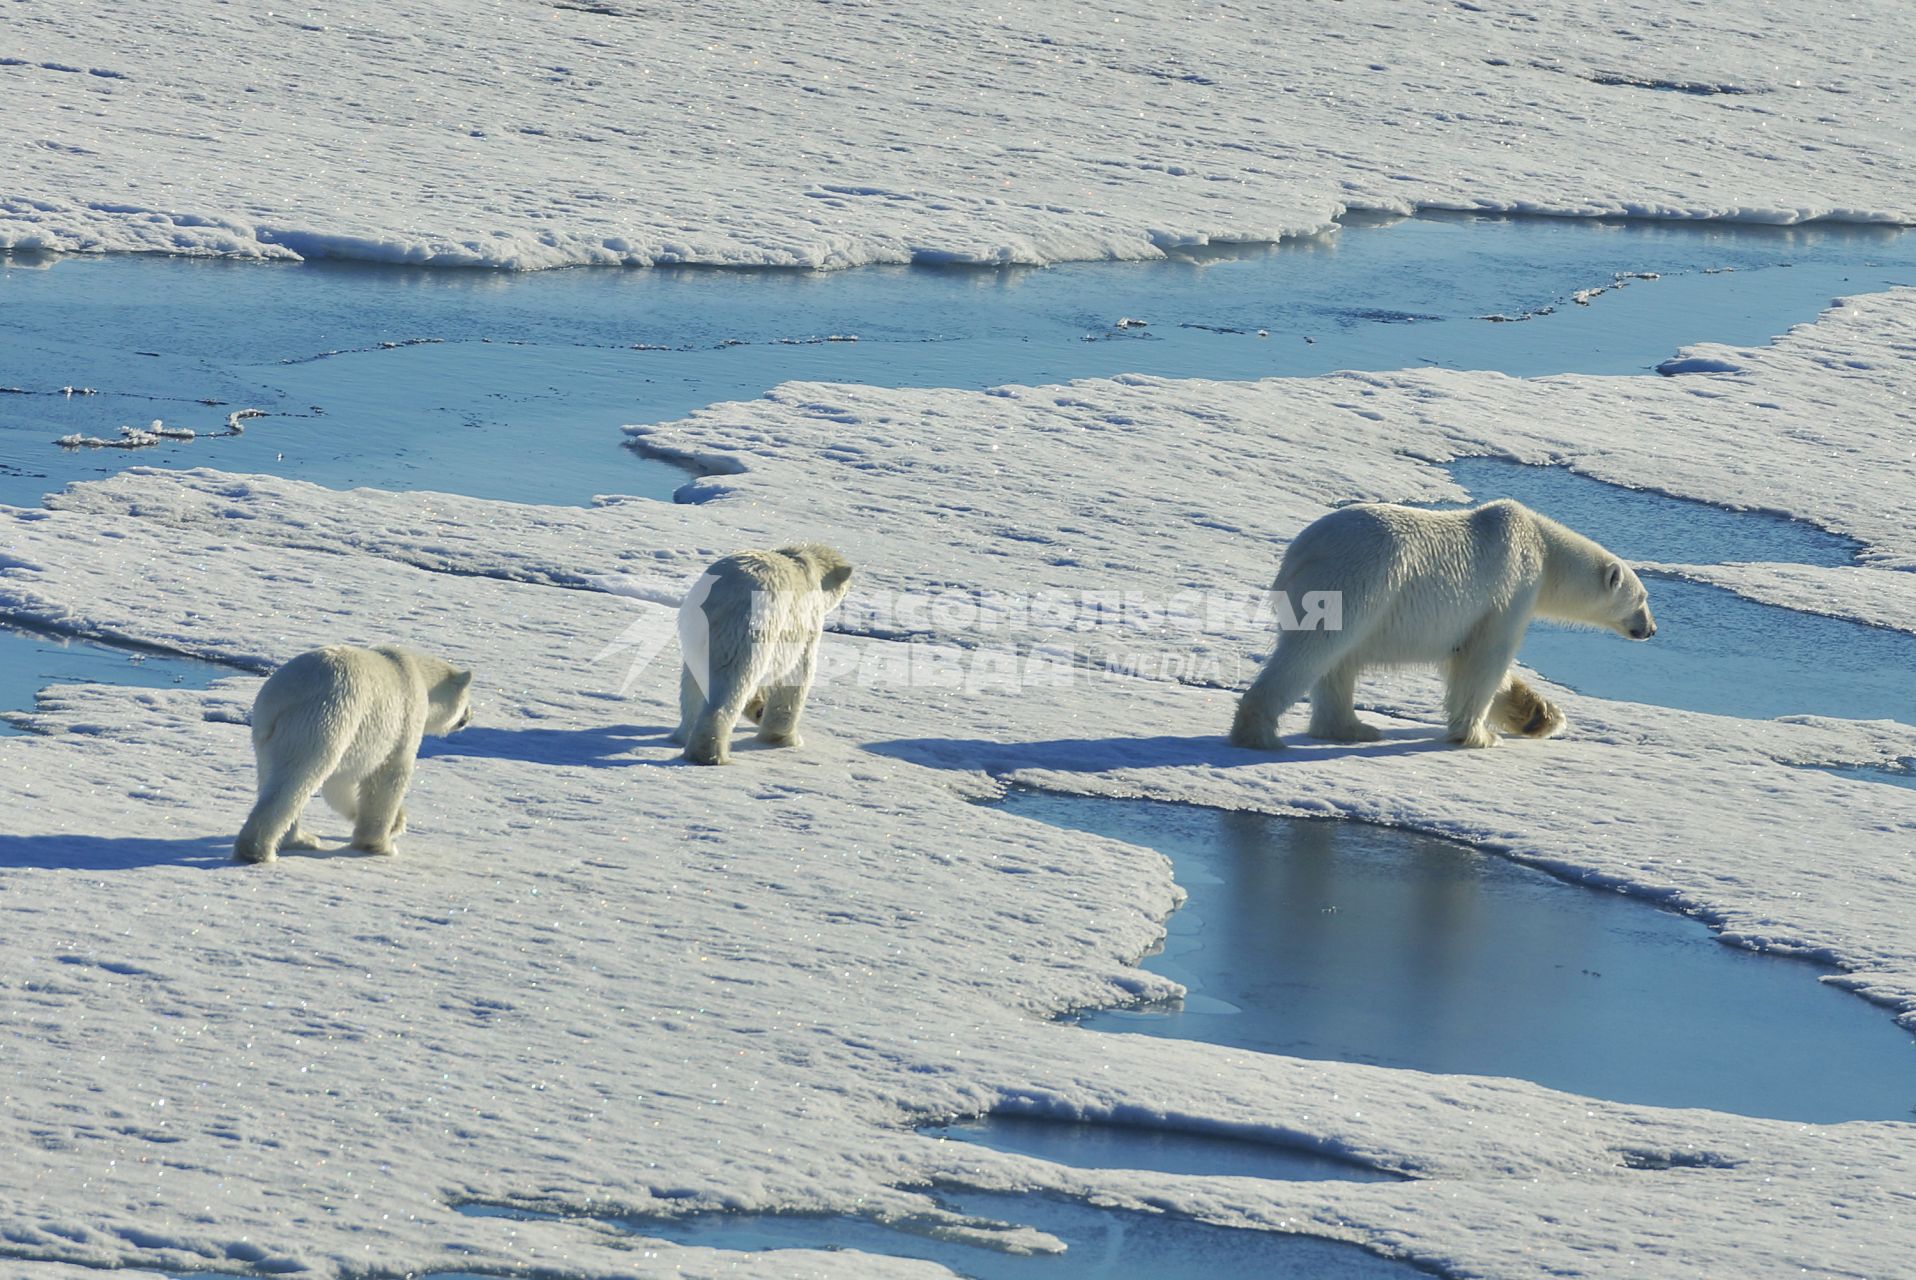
1604,560,1623,591
821,563,852,594
452,669,474,691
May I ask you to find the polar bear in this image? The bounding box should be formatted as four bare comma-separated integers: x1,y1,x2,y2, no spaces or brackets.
671,543,853,765
1229,499,1653,750
234,644,473,863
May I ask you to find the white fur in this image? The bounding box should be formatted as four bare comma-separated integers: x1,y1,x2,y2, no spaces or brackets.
1230,499,1655,750
235,644,473,862
671,543,853,765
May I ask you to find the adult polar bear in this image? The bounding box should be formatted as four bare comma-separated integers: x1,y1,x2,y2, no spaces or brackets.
673,543,853,765
1230,499,1655,750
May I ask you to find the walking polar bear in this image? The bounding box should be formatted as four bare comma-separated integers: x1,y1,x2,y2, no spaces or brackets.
1230,499,1654,750
235,644,473,863
672,543,853,765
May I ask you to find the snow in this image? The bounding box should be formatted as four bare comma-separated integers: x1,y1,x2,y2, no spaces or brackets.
4,1,1916,270
4,288,1916,1278
8,1,1916,1272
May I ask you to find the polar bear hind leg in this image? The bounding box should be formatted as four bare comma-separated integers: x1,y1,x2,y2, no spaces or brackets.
236,752,335,863
1231,627,1355,750
684,659,766,765
670,663,703,746
675,665,768,749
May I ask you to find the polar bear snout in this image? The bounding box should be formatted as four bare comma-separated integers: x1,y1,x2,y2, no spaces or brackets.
1625,606,1656,640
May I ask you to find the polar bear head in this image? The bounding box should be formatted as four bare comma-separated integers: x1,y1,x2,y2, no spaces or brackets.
423,662,476,735
1599,558,1657,641
778,543,854,610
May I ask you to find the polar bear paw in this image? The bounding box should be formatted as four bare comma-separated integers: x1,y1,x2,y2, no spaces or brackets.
1228,717,1286,751
1491,676,1567,740
1449,722,1501,749
1308,713,1383,743
683,736,731,766
233,839,277,865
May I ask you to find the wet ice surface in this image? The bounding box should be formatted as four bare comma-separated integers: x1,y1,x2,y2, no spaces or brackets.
995,790,1916,1123
460,1193,1423,1279
918,1115,1400,1182
1437,461,1916,724
0,621,235,732
2,214,1911,508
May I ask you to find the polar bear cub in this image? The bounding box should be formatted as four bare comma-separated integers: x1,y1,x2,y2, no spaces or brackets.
1230,499,1654,750
235,644,473,863
671,543,853,765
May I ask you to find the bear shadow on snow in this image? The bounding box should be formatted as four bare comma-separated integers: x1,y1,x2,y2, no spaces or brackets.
867,727,1450,777
0,832,412,872
419,723,673,768
0,832,246,872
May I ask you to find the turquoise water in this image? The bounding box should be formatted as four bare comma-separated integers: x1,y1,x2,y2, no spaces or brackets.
0,621,237,732
460,1192,1424,1278
993,790,1916,1123
1515,574,1916,723
3,215,1909,509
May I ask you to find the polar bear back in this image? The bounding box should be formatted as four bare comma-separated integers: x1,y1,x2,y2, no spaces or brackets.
686,544,852,674
252,645,461,778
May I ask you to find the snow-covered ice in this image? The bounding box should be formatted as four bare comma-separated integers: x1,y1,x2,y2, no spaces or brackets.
8,2,1916,1272
6,1,1916,268
3,289,1915,1277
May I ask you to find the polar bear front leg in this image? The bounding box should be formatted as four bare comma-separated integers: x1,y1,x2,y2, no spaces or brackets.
756,639,818,748
1307,659,1382,742
1445,618,1528,748
351,751,414,854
